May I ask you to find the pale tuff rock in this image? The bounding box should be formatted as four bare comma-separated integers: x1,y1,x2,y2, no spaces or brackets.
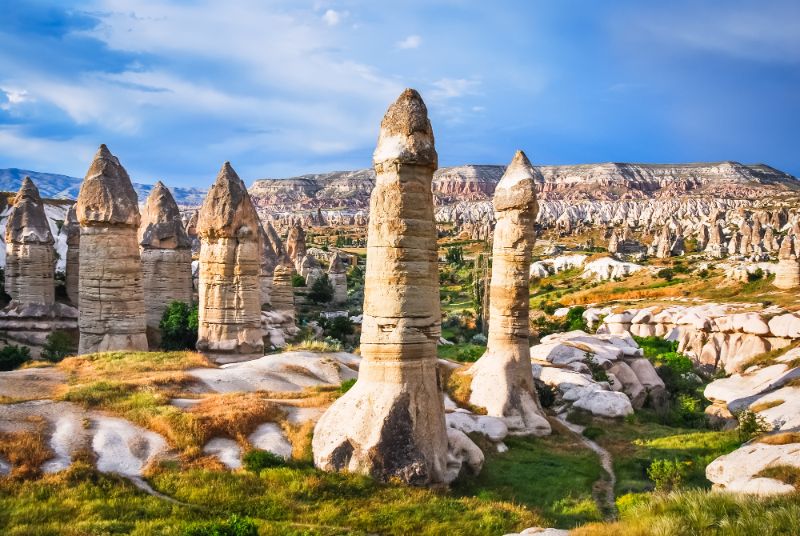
64,206,80,306
270,265,295,320
286,224,306,271
707,442,800,496
468,151,550,436
314,89,466,485
298,253,324,287
773,235,800,290
4,177,55,306
581,256,644,281
139,182,193,346
75,145,148,354
184,210,200,254
258,220,289,306
705,222,728,258
328,253,348,305
196,162,263,357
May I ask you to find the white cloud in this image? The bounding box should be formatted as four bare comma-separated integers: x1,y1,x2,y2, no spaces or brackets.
0,87,32,110
396,34,422,49
322,9,343,26
429,78,480,100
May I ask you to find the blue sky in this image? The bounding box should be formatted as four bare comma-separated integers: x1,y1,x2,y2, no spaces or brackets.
0,0,798,187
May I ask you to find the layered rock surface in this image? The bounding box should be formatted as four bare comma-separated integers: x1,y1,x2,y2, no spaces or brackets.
139,181,193,346
75,145,148,354
469,151,550,436
196,163,263,357
313,89,473,485
64,206,80,306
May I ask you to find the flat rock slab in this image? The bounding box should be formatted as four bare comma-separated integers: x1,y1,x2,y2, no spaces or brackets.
189,351,360,393
203,437,241,469
0,367,66,400
248,423,292,459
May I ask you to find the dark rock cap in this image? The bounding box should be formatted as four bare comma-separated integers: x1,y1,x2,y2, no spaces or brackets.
139,181,192,249
196,162,260,239
75,144,141,227
373,88,437,170
5,176,54,245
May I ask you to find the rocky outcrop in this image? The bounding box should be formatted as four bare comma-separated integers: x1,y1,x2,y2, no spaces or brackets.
64,206,80,306
75,145,148,354
314,89,470,485
3,177,55,306
328,253,348,305
270,265,295,319
468,151,550,436
705,222,728,258
139,181,193,346
258,220,289,307
285,224,306,271
196,163,263,358
773,235,799,289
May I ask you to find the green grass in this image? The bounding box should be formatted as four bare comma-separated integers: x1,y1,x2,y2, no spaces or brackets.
437,343,485,362
0,462,540,535
594,420,741,495
574,488,800,536
452,431,604,529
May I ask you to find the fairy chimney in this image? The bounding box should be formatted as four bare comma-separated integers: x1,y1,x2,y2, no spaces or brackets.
327,253,348,305
64,205,80,306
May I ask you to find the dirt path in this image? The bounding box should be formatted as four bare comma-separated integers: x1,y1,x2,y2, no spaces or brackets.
556,416,618,521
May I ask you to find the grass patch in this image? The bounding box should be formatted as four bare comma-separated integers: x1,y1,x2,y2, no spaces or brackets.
757,465,800,489
573,488,800,536
452,430,603,529
757,432,800,445
594,419,740,495
0,418,52,479
750,399,785,413
284,339,343,353
437,343,485,362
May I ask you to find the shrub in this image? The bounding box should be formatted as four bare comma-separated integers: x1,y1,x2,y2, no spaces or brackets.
582,426,605,440
0,344,31,371
445,246,464,265
339,378,356,394
455,345,485,362
537,382,557,409
541,301,563,315
308,274,333,304
291,273,306,287
326,315,354,343
159,301,198,350
647,458,689,492
242,449,286,472
470,333,487,345
748,268,764,282
657,268,675,281
585,354,613,386
736,409,772,442
565,306,587,331
41,331,75,362
182,514,258,536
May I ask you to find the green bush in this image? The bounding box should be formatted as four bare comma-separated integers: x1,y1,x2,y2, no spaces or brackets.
41,330,75,362
182,514,258,536
748,268,764,282
159,301,198,351
291,273,306,287
585,354,613,386
565,306,587,331
242,450,286,472
455,345,485,362
736,409,772,442
582,426,605,440
308,274,334,304
339,378,357,394
657,268,675,281
647,458,689,492
537,382,557,409
0,344,31,371
325,315,354,343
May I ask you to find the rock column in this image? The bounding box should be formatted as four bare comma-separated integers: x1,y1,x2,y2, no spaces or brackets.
196,163,264,356
76,145,148,354
468,151,551,436
139,181,194,346
64,206,80,306
328,253,348,305
313,89,452,485
4,177,55,306
286,224,306,271
270,264,295,321
774,235,800,290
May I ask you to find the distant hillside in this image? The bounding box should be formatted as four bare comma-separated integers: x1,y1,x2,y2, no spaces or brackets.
0,168,208,206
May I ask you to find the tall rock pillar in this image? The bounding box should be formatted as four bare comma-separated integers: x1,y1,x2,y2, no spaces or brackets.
774,235,800,290
4,177,55,306
75,145,148,354
64,206,80,306
313,89,451,485
328,253,348,305
196,163,264,357
468,151,551,436
139,181,194,346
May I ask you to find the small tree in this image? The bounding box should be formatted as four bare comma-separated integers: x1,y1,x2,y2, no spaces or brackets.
648,458,689,492
657,268,675,281
327,315,354,342
291,273,306,287
159,301,198,350
736,409,772,442
308,274,334,304
41,331,75,362
0,345,31,371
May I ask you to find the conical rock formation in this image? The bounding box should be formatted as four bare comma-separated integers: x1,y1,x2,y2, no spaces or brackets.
4,177,55,306
139,181,193,346
76,145,148,354
196,163,264,357
467,151,551,436
313,89,467,485
328,253,348,305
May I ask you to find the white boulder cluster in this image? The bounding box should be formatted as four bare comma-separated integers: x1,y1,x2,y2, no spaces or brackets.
703,346,800,495
529,254,646,282
530,330,665,418
598,303,800,373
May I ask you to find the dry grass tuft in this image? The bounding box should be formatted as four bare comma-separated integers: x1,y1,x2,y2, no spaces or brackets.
0,417,53,479
281,420,316,461
758,432,800,445
443,365,486,415
750,399,785,413
60,350,212,382
189,392,285,448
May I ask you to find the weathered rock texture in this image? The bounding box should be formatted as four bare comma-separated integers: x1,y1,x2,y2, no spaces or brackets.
4,177,55,306
196,163,264,356
270,264,295,320
773,235,800,290
468,151,550,436
75,145,148,354
328,253,348,305
64,206,80,306
286,224,306,271
139,181,193,345
313,89,459,485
